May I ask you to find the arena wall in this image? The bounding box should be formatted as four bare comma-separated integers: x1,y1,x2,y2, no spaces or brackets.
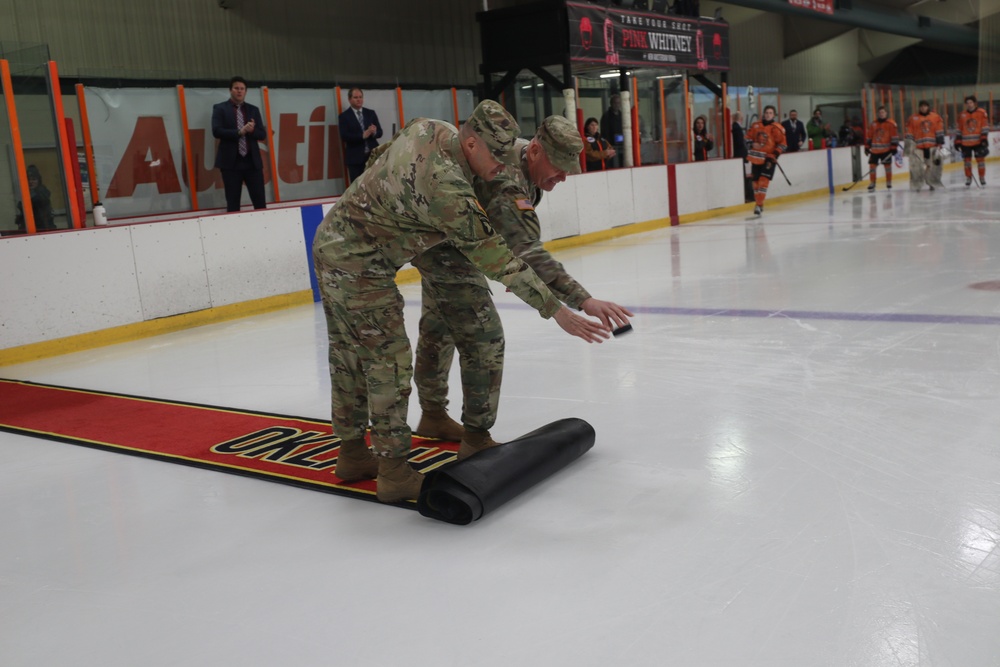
4,135,997,362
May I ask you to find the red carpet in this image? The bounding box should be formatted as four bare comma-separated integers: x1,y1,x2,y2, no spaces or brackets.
0,379,459,506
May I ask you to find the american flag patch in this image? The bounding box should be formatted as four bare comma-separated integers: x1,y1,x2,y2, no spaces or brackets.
515,198,534,211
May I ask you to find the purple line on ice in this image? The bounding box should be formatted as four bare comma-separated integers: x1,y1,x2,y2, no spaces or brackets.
424,301,1000,326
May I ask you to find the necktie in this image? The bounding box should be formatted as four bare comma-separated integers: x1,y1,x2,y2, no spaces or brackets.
357,109,364,130
236,105,248,157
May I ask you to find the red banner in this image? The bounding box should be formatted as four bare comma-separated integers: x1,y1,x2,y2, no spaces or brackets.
567,1,729,72
788,0,834,15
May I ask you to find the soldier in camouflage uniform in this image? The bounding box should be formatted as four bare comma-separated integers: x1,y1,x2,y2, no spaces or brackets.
413,115,633,460
312,101,610,503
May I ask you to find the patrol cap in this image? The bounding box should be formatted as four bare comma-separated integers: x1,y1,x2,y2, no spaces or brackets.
466,100,520,159
535,115,584,174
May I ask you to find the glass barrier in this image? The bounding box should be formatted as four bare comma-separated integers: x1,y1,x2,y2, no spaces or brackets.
8,62,70,234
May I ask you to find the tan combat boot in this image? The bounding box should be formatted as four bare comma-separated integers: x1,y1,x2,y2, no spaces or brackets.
414,409,465,442
457,430,501,461
375,456,425,503
334,438,378,482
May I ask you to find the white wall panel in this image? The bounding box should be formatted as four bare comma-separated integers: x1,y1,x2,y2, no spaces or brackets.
6,140,929,353
200,209,310,308
541,177,581,242
130,221,212,321
575,172,612,237
0,227,142,348
675,161,712,215
631,166,670,224
607,170,635,228
707,161,747,210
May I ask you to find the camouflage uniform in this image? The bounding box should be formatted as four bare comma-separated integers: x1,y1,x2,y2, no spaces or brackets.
414,116,587,431
312,102,562,458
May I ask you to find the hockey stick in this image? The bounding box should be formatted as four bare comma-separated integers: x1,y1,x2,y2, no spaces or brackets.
842,169,872,191
971,171,984,189
775,160,792,186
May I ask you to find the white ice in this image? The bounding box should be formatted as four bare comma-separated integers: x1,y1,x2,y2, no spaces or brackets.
2,166,1000,666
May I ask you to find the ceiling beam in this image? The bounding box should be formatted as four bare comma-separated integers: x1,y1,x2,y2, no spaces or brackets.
719,0,978,48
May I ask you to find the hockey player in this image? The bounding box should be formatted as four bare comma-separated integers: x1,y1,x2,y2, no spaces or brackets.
746,105,787,216
905,100,945,191
955,95,990,187
865,106,900,191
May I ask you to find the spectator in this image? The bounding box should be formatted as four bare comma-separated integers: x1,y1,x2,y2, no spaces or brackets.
837,120,856,147
600,94,624,168
691,115,714,161
583,117,616,171
338,87,383,183
14,165,55,232
212,76,267,212
731,111,754,203
806,108,832,149
781,110,806,153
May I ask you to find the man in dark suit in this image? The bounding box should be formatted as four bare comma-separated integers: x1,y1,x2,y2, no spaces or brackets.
212,76,267,212
338,88,383,183
781,109,807,153
732,111,754,203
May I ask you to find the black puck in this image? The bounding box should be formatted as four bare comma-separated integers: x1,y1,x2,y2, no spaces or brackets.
612,324,633,337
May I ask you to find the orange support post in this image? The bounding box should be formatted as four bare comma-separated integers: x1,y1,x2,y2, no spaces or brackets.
659,78,669,166
2,59,35,233
176,85,200,211
48,62,82,229
887,87,894,131
684,77,692,163
75,83,100,212
262,86,281,203
861,88,868,143
631,77,641,167
335,86,350,187
899,88,905,128
722,82,729,159
451,87,460,126
396,86,405,131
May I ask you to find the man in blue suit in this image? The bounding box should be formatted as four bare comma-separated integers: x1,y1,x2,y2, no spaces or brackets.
338,88,383,183
212,76,267,212
781,109,807,153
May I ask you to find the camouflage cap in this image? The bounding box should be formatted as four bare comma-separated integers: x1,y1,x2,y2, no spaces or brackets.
536,115,584,174
466,100,520,159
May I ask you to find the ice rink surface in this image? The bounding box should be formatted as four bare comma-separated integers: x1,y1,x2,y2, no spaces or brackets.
3,166,1000,666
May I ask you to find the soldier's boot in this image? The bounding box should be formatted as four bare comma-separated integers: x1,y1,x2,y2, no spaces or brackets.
375,456,425,503
334,438,378,482
414,409,465,442
457,429,502,461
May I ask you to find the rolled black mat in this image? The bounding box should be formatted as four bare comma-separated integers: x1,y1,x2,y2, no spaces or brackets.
416,418,595,525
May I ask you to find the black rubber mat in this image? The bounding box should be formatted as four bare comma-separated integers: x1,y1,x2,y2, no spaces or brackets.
416,418,595,525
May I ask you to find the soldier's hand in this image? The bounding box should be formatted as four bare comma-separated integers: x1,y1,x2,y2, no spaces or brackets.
553,306,610,343
580,297,633,330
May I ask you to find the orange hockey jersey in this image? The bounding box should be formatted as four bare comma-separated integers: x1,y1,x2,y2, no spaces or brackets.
905,112,944,150
746,120,786,165
956,107,990,147
866,119,900,154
